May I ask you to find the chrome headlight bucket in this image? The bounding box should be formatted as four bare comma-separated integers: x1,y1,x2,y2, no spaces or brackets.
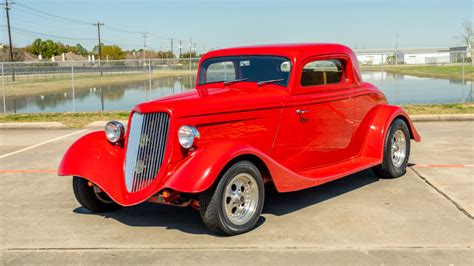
105,121,125,144
178,125,200,149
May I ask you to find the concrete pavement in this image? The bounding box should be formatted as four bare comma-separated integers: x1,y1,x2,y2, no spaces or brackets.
0,122,472,264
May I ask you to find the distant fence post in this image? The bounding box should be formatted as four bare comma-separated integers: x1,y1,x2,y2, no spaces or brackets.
71,64,76,112
461,52,465,104
148,59,152,92
381,53,384,88
2,63,5,114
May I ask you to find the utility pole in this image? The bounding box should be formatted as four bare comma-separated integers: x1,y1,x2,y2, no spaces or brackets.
179,40,182,59
170,38,174,58
395,32,399,66
93,21,104,76
189,37,192,71
142,32,148,61
3,0,15,81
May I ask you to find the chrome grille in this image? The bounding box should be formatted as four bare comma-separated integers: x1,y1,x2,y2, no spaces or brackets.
124,112,170,192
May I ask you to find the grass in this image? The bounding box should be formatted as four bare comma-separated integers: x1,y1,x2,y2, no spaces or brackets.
0,112,130,128
0,103,472,128
3,70,197,97
401,103,474,115
361,64,474,81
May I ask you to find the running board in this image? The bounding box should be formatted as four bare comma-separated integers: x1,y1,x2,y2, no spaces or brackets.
296,156,381,186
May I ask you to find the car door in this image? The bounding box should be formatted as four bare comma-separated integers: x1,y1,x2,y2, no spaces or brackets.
272,55,356,172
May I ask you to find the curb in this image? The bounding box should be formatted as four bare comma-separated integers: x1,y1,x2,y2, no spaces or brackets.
0,115,472,129
0,122,67,129
410,114,474,122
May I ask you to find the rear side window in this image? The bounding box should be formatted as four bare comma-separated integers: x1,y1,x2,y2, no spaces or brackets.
301,59,344,87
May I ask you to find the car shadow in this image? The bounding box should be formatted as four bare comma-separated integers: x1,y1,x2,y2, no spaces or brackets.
73,169,379,235
263,169,379,216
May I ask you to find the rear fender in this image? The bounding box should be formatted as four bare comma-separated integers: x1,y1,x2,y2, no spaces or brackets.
361,104,421,160
58,131,128,204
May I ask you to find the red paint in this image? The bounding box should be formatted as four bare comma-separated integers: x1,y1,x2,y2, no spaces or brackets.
58,43,421,206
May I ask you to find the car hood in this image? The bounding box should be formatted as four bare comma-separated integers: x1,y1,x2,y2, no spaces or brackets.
133,84,290,118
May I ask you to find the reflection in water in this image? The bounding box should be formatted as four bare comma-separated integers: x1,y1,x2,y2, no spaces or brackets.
362,71,473,105
1,72,472,113
3,75,196,113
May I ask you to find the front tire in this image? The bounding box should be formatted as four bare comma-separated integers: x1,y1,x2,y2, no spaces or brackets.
373,118,411,178
72,176,122,212
199,161,265,235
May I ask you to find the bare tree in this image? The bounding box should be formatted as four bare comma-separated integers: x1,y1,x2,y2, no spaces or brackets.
456,18,473,65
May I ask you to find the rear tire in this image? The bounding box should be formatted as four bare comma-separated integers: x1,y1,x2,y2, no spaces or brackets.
72,176,122,212
373,118,411,178
199,161,264,235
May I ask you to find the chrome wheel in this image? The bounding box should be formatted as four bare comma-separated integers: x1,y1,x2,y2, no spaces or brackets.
222,173,259,226
391,129,407,168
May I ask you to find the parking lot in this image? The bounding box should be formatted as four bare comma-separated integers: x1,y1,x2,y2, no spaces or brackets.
0,121,473,264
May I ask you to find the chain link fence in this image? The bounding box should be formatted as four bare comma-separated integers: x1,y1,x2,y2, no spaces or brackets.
1,58,200,113
0,50,472,113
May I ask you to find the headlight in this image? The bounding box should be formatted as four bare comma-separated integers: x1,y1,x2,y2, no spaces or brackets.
178,125,200,149
105,121,125,143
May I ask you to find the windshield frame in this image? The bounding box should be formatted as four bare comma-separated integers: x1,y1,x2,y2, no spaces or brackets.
198,55,293,87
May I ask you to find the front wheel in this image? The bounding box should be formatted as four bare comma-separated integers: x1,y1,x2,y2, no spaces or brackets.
72,176,122,212
373,118,411,178
199,161,265,235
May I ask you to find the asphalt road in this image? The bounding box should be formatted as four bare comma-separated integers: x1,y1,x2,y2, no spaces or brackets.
0,122,473,265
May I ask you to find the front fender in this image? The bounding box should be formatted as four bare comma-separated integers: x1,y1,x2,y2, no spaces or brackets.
361,104,421,160
58,131,128,205
162,140,317,193
162,141,256,193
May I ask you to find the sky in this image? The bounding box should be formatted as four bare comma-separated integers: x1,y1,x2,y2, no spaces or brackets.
3,0,473,52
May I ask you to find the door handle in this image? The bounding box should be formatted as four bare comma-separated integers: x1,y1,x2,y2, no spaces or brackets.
296,109,310,115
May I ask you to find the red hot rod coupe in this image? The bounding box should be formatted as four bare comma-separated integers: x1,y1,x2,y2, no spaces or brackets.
59,44,420,235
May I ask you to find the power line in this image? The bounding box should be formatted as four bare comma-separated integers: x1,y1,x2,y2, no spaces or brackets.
11,17,89,31
11,26,95,41
15,1,92,25
8,1,207,53
103,25,142,35
11,6,89,26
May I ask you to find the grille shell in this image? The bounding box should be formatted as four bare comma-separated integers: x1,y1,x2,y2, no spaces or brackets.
124,112,170,192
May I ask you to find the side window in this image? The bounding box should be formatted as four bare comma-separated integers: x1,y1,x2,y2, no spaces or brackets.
205,61,236,83
301,59,344,87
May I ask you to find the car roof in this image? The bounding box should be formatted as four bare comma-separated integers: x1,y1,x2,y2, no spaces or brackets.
199,43,362,85
201,43,355,62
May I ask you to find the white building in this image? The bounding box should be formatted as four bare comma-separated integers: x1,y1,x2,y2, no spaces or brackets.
356,54,388,65
403,49,450,64
355,47,451,65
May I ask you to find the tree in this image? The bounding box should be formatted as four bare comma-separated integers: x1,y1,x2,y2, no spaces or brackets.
99,45,124,60
71,44,88,56
179,51,199,58
456,18,473,65
25,38,43,55
25,39,89,59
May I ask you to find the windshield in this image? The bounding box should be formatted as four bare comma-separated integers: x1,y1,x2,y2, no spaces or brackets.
199,56,291,87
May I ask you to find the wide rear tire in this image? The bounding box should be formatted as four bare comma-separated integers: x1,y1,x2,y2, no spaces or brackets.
72,176,122,212
199,161,265,235
373,118,411,178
